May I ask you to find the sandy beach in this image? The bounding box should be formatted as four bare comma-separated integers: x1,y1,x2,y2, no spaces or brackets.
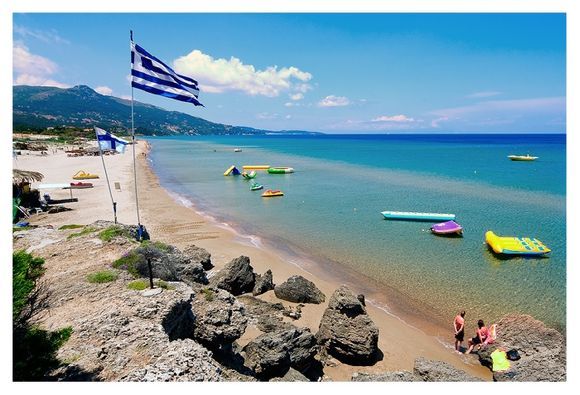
15,139,492,381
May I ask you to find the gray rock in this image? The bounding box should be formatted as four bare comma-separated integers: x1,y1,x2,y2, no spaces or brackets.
210,256,255,296
183,244,213,270
237,295,290,333
316,285,378,365
413,357,482,382
274,275,325,304
190,287,248,348
475,314,565,382
270,368,310,382
243,326,317,380
253,269,274,296
352,371,420,382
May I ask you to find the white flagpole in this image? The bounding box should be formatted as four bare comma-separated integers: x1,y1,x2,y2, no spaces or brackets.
130,30,142,236
95,128,117,223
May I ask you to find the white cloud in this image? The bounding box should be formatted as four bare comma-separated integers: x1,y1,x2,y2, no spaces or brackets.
285,102,300,107
466,91,502,98
13,44,69,88
14,25,70,44
318,95,351,107
289,93,304,101
372,115,415,123
431,116,449,128
173,50,312,97
285,115,292,119
431,97,565,118
95,86,113,96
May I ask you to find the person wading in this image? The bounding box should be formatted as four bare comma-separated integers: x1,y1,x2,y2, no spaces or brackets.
453,310,465,352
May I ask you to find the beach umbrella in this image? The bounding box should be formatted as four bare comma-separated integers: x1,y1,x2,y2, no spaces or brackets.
12,169,44,184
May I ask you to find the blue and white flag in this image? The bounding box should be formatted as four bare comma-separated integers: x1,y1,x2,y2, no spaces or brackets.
131,42,203,106
95,127,129,153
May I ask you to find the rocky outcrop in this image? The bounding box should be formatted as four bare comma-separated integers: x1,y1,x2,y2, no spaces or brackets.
183,244,213,270
253,269,274,296
121,339,222,381
210,256,255,296
351,358,481,382
125,242,208,285
316,285,379,365
274,275,325,304
270,368,310,382
352,371,420,382
475,314,565,381
190,287,247,349
236,295,291,333
243,327,317,380
413,357,482,382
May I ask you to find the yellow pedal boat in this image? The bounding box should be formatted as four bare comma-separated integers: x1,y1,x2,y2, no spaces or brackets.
72,170,99,180
485,231,550,256
262,189,284,197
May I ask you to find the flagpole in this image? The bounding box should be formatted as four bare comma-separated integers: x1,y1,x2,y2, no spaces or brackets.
130,30,142,236
95,128,117,224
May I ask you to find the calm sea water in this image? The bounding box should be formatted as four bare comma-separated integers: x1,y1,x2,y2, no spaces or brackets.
147,134,566,331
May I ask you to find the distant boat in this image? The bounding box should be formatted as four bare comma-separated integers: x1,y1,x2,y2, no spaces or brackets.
381,211,456,221
250,182,263,191
242,171,257,179
430,220,463,236
234,148,242,152
508,154,538,161
485,231,550,256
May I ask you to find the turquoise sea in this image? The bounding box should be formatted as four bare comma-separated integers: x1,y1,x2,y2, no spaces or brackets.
147,134,566,332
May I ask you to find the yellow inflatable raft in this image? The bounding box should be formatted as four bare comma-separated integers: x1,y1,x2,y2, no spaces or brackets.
485,231,550,256
72,170,99,180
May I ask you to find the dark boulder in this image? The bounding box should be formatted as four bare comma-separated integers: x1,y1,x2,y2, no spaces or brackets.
183,244,213,270
352,371,420,382
210,256,255,296
316,285,378,365
270,368,310,382
274,275,325,304
243,326,317,380
253,269,274,296
475,314,565,381
190,287,247,349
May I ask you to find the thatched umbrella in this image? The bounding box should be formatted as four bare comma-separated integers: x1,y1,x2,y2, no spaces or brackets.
13,169,44,184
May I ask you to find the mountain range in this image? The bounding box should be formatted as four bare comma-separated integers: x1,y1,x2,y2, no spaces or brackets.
13,85,320,136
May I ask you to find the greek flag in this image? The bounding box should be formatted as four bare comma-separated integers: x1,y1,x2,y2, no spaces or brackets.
95,127,129,153
131,42,203,106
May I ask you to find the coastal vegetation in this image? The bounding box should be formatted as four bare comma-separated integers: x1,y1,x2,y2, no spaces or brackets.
58,224,85,230
13,250,72,380
67,226,97,240
86,270,118,284
98,225,133,242
127,279,173,291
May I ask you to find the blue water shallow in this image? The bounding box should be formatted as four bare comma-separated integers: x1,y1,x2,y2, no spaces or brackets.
147,134,566,331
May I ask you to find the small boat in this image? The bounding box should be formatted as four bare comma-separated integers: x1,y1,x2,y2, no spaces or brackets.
430,220,463,235
381,211,456,221
508,154,538,161
243,165,270,170
72,170,99,180
268,167,294,174
262,189,284,197
250,182,263,191
234,148,242,152
70,182,94,189
485,231,550,256
242,171,257,179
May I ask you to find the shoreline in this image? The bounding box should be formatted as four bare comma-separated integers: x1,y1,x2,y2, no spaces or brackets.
19,139,492,380
136,141,492,380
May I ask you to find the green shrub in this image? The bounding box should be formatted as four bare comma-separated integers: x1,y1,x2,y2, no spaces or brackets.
127,279,148,291
201,288,215,302
13,226,32,232
86,270,117,284
67,226,97,240
127,279,174,291
13,251,72,380
140,240,172,252
112,251,143,277
99,226,132,242
58,224,84,230
13,250,45,322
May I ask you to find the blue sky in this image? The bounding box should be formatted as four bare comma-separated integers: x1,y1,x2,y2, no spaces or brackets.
13,13,566,133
